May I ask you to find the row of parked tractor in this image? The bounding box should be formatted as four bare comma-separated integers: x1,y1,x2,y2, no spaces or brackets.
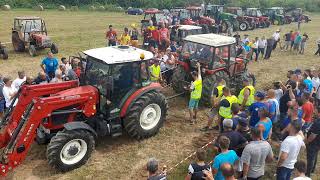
138,5,311,34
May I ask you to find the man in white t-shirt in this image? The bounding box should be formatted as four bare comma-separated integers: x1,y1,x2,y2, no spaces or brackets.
273,29,281,50
2,77,18,108
12,71,26,90
277,121,305,180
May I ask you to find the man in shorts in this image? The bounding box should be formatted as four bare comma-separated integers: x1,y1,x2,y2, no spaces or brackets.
188,62,202,124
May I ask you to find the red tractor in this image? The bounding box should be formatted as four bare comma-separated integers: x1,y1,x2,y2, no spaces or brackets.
171,34,255,106
184,6,216,33
225,7,256,31
11,17,58,57
244,8,271,28
0,46,168,176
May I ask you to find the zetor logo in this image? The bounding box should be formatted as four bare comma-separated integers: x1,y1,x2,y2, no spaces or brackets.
64,95,81,100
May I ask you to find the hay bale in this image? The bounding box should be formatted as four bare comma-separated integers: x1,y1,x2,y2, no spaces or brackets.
89,5,96,11
97,6,105,11
58,5,66,11
70,6,79,11
34,5,44,11
1,4,11,11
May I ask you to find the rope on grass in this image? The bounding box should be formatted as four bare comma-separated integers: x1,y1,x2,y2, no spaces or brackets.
166,137,216,174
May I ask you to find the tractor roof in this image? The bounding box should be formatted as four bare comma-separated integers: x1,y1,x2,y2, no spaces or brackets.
172,25,202,30
184,34,236,47
15,16,42,20
83,46,154,64
247,8,259,10
186,6,202,10
227,7,242,10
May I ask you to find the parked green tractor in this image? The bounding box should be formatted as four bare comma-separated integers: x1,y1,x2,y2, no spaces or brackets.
206,4,239,32
264,7,290,25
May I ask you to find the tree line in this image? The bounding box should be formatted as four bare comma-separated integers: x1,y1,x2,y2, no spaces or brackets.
1,0,320,12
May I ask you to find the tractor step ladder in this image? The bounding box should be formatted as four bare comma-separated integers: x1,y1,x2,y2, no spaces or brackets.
111,124,122,138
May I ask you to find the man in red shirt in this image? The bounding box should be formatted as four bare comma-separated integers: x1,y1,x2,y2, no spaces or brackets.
106,25,117,46
290,30,298,51
159,23,170,51
301,93,314,132
150,26,160,49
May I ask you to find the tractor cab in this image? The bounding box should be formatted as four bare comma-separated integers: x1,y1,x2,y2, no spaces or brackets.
13,17,47,42
244,8,270,28
264,7,286,25
80,46,154,112
185,6,215,33
170,25,202,45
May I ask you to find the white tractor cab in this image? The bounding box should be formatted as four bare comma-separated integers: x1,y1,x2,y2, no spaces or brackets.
170,25,202,44
172,34,255,106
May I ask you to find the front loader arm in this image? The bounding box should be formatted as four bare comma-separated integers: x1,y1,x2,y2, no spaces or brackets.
0,87,98,176
0,81,78,148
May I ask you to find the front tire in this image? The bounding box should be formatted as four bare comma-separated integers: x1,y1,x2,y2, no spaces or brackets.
51,43,58,54
239,21,249,31
47,129,95,172
123,91,168,140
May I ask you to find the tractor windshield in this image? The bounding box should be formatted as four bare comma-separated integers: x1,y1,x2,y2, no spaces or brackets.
21,19,42,33
277,9,284,15
237,9,243,16
182,42,213,65
256,10,262,17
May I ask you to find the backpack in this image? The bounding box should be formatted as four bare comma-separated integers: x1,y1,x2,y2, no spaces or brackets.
189,163,211,180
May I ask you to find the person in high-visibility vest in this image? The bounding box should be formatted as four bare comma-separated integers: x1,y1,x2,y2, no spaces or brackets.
149,59,162,82
188,62,202,124
200,77,226,131
238,79,255,110
218,87,238,132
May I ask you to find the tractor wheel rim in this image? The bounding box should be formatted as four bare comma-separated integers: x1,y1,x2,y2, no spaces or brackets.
60,139,87,165
140,103,161,130
240,23,246,30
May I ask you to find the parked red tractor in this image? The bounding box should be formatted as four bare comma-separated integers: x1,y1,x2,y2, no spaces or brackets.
171,34,255,106
0,42,8,60
244,8,271,28
184,6,216,33
0,46,168,176
225,7,256,31
11,17,58,57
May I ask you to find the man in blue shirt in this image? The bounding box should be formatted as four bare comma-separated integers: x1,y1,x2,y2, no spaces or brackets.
249,91,268,127
41,51,58,80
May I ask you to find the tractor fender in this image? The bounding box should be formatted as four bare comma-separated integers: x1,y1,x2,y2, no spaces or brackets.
64,121,98,138
120,83,162,118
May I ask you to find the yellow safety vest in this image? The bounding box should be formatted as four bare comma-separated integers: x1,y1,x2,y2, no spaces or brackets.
149,64,160,81
191,79,202,99
219,95,238,119
216,85,225,98
238,85,255,106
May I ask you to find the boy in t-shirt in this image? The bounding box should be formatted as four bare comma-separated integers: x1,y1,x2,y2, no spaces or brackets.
187,63,202,124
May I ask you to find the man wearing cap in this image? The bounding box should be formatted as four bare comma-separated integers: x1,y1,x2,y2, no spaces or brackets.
238,79,255,111
248,91,267,127
188,62,202,124
200,77,226,131
272,29,281,50
219,87,238,132
106,25,117,46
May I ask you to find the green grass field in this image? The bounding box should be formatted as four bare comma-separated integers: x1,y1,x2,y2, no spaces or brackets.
0,9,320,180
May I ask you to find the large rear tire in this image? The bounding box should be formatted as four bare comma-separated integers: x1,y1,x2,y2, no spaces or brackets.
172,66,188,93
123,91,167,140
1,47,8,60
201,71,229,107
12,32,25,52
239,21,249,31
47,129,95,172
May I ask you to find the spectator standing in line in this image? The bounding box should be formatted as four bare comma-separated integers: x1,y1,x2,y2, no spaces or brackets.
305,109,320,177
277,121,305,180
187,63,202,124
221,163,237,180
264,37,274,60
2,77,18,108
241,128,274,180
257,36,266,59
41,51,59,80
299,33,309,54
301,93,314,132
252,37,259,61
272,29,281,50
106,25,117,46
293,160,311,180
119,27,131,46
129,23,139,47
273,82,283,103
0,75,5,118
283,31,292,51
248,91,267,127
290,30,299,51
147,158,166,180
212,136,239,180
279,80,297,130
314,38,320,55
185,149,211,180
12,71,26,90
